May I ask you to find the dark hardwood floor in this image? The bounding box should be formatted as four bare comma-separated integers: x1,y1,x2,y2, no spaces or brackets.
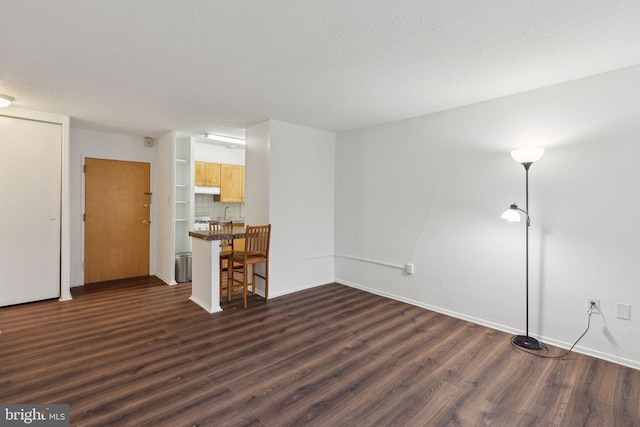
1,276,638,426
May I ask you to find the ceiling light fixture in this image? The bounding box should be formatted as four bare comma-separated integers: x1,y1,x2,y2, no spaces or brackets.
205,133,245,145
0,94,14,108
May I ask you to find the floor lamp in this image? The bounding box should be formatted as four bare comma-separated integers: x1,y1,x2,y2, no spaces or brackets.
502,147,544,350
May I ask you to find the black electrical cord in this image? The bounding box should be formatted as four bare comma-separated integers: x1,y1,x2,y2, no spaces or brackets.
511,305,593,359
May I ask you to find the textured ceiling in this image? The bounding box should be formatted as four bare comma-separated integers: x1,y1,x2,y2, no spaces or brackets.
1,0,640,138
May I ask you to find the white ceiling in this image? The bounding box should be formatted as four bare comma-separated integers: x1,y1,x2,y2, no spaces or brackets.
1,0,640,138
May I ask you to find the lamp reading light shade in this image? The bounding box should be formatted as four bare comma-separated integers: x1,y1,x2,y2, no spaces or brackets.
0,95,14,108
501,205,521,222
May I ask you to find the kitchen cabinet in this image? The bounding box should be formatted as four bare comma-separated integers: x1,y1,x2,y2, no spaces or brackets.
194,161,205,185
233,223,245,251
220,164,245,202
194,161,221,186
206,163,221,186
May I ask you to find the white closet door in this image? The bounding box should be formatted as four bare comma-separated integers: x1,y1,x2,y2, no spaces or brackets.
0,115,62,306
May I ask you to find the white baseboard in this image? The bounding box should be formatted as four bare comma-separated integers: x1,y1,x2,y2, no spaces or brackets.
154,273,177,286
335,277,640,371
268,281,330,299
189,295,222,314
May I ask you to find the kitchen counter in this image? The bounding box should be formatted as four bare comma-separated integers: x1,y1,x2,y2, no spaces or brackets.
189,228,245,241
188,227,245,313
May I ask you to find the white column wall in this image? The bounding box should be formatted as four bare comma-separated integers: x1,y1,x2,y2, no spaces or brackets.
154,131,175,284
245,120,335,297
268,121,336,296
245,121,271,225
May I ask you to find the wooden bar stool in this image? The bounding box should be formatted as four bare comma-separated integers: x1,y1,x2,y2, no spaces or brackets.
209,220,235,302
227,224,271,309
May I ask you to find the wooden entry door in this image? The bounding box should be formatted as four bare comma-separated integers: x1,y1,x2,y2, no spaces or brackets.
84,158,150,283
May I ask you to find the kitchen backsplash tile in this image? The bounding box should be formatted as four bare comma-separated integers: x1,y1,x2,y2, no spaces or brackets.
195,194,244,220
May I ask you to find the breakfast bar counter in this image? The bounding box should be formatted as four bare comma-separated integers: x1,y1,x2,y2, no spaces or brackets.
188,229,245,313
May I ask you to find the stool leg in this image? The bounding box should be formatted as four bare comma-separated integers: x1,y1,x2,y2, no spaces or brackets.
242,265,248,309
227,259,233,302
219,257,224,302
264,260,269,303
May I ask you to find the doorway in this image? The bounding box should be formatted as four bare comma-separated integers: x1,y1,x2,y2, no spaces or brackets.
84,158,151,284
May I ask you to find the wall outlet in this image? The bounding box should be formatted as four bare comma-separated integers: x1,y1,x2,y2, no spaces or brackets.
588,298,600,313
404,263,414,275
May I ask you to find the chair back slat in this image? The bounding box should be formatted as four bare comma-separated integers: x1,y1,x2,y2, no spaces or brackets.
209,220,234,248
244,224,271,256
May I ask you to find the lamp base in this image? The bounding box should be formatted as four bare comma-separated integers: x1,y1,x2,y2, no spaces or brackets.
512,335,543,350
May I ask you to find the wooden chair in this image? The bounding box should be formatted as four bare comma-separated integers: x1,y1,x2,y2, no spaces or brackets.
209,220,235,302
227,224,271,309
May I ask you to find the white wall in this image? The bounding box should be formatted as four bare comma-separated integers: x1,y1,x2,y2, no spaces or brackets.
268,121,336,295
194,142,245,165
154,131,175,285
245,120,335,297
245,121,271,225
335,65,640,368
69,128,157,286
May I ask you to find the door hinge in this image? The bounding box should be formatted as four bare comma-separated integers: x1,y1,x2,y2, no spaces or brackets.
82,261,85,270
83,213,85,221
83,164,86,173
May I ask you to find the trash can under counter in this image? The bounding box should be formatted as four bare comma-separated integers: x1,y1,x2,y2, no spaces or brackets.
175,252,192,282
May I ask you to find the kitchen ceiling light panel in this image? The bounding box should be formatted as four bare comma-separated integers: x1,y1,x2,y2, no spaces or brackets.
205,133,246,145
0,95,14,107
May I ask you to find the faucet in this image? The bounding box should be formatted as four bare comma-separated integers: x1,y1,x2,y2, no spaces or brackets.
224,206,231,220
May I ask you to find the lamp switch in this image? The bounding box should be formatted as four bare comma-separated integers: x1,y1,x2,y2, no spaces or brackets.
616,303,631,320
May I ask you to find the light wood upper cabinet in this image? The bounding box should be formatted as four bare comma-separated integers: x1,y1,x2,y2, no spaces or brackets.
220,164,245,202
194,161,221,186
206,163,221,186
194,161,206,186
241,166,245,201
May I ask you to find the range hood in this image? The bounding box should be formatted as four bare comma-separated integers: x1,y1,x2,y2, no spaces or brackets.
194,186,220,195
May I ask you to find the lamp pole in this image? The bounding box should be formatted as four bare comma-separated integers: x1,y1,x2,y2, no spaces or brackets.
503,147,544,351
513,161,543,350
524,162,532,343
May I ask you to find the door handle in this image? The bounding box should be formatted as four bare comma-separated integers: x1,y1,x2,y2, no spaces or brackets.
143,220,151,225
